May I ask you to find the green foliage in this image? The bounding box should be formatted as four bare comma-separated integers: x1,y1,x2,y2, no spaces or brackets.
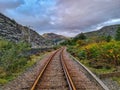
95,36,107,43
88,35,112,43
0,41,30,71
101,41,120,66
68,41,120,71
60,39,76,46
112,77,120,85
76,40,86,47
0,38,31,84
66,32,120,75
106,35,112,42
115,27,120,41
78,50,87,59
82,41,120,66
0,79,7,84
61,34,87,46
74,33,86,41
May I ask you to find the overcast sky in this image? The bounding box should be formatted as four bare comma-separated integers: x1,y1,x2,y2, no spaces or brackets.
0,0,120,36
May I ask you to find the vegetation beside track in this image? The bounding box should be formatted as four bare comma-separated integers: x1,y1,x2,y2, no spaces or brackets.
61,27,120,84
0,38,55,85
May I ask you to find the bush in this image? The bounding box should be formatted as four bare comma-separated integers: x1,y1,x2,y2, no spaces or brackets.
115,27,120,41
69,41,120,68
78,50,87,59
0,39,31,84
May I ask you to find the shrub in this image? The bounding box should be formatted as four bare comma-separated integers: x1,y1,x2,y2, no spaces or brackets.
115,27,120,41
69,41,120,68
0,38,31,84
78,50,87,59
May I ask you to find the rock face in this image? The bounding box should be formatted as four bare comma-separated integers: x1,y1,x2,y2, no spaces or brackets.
0,13,51,48
42,33,67,44
84,25,120,38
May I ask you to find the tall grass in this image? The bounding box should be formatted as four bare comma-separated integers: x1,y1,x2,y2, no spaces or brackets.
0,38,31,84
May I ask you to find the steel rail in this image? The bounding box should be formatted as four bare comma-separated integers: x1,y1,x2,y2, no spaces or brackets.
30,49,60,90
60,48,76,90
31,48,76,90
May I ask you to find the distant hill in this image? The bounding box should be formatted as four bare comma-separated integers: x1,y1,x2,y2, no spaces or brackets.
0,13,52,48
42,33,67,44
76,24,120,38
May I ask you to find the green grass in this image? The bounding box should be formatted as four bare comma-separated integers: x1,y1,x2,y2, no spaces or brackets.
112,77,120,85
0,79,8,84
25,53,46,68
0,53,47,85
65,32,120,86
89,67,115,75
67,41,120,75
78,59,116,75
0,38,48,85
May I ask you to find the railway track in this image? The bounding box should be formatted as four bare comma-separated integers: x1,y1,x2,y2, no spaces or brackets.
30,48,109,90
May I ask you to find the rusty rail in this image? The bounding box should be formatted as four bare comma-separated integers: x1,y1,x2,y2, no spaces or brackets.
60,48,76,90
30,49,59,90
30,48,76,90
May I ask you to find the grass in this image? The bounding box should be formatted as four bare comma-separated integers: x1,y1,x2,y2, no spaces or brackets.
0,52,47,85
112,77,120,85
0,79,7,84
89,67,115,75
67,41,120,75
78,59,116,75
70,49,120,86
25,53,46,68
0,38,50,85
65,31,120,86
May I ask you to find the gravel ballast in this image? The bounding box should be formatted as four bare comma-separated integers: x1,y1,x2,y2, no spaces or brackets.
1,50,120,90
102,78,120,90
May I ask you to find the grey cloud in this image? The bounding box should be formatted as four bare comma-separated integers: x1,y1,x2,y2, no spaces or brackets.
0,0,24,12
54,0,120,31
0,0,120,36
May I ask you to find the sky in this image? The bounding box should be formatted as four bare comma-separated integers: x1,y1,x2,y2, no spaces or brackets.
0,0,120,36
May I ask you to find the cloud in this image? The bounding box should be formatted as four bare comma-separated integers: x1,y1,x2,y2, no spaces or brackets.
55,0,120,29
0,0,120,36
3,0,57,28
0,0,24,11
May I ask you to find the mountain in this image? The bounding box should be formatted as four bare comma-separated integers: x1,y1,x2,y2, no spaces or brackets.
0,13,52,48
76,24,120,38
42,33,67,44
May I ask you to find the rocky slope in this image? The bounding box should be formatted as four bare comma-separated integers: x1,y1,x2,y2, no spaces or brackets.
0,13,52,48
86,25,120,37
76,24,120,38
42,33,67,44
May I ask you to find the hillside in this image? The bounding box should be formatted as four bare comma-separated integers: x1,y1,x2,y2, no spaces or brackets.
42,33,67,44
0,13,51,48
76,24,120,38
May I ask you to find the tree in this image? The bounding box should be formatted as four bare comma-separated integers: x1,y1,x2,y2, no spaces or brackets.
115,27,120,41
74,33,86,41
106,35,112,42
